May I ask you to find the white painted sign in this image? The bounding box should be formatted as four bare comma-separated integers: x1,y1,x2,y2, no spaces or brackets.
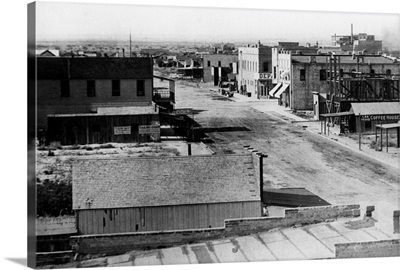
173,108,193,115
139,125,160,134
114,126,131,135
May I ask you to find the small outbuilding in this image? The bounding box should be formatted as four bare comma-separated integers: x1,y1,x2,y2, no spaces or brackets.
72,154,262,235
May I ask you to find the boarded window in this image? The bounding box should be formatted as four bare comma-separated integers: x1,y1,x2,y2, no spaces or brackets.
87,80,96,97
112,80,120,96
137,80,145,96
60,80,70,97
300,69,306,81
319,69,327,81
263,62,268,72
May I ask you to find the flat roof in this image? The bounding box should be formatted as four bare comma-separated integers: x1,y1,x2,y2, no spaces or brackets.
351,102,400,116
320,111,354,117
376,123,400,129
48,106,158,117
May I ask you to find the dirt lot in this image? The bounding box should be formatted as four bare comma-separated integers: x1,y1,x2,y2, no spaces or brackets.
172,79,399,217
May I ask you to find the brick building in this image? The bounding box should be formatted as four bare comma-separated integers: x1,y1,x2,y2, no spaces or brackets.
72,154,262,235
238,42,273,99
332,32,382,54
202,53,238,85
271,51,400,110
37,57,160,144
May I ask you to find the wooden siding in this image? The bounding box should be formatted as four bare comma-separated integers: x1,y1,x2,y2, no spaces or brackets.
47,114,159,145
77,201,261,235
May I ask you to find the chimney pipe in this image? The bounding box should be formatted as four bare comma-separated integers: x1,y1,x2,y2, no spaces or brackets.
351,23,353,45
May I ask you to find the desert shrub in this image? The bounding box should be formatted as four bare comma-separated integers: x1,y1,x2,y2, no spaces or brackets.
37,179,72,217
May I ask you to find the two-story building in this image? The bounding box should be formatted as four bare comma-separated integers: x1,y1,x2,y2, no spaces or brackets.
37,57,160,145
202,53,238,85
238,42,273,99
271,51,400,111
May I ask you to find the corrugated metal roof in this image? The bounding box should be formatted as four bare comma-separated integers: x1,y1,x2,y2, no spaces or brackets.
72,154,260,210
351,102,400,116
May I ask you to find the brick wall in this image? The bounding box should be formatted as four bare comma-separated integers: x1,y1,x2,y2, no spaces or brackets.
335,239,400,258
290,62,400,110
70,204,360,256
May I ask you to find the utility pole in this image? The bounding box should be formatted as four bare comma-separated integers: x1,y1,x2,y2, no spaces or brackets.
129,30,132,58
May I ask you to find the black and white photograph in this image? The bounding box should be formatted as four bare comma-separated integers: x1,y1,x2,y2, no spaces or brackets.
2,0,400,270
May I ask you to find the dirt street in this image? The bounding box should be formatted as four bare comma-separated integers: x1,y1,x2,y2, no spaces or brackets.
173,79,399,220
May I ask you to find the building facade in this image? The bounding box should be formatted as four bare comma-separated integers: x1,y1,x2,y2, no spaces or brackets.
238,43,273,99
272,52,400,111
37,57,160,144
72,154,262,235
202,54,238,85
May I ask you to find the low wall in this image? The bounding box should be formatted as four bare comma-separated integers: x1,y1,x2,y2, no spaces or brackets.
71,204,360,256
335,239,400,258
36,216,77,236
36,251,74,266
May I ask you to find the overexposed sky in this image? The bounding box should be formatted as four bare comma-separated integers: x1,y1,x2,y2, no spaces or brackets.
36,1,399,45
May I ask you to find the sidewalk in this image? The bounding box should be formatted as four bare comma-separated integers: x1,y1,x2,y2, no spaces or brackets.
71,218,398,268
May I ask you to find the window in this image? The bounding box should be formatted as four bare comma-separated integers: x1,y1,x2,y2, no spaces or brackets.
137,80,145,96
229,63,233,70
339,69,343,77
370,69,375,78
300,69,306,81
60,80,70,97
218,61,221,67
319,69,327,81
112,80,120,96
207,60,211,67
386,69,392,76
87,80,96,97
274,66,277,78
263,62,269,72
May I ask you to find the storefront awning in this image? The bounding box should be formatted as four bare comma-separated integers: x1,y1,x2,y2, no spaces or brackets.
274,83,290,97
351,102,400,116
269,83,282,97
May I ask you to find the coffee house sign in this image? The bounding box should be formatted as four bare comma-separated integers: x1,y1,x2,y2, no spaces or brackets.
360,114,400,121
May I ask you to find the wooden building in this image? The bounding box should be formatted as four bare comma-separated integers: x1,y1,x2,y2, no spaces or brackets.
72,154,262,235
37,57,154,130
47,106,160,145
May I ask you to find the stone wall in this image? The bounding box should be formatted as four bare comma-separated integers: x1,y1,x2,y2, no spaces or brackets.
335,239,400,258
71,204,360,256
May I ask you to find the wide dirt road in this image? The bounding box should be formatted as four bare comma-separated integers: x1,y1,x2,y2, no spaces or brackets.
174,80,399,221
